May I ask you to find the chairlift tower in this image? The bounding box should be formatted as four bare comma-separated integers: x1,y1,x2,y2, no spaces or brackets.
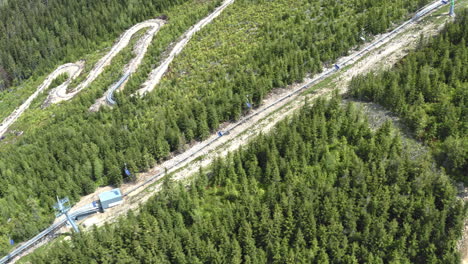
449,0,455,17
53,197,80,233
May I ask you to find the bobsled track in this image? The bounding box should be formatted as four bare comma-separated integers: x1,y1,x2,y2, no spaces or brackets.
0,0,453,263
0,0,235,137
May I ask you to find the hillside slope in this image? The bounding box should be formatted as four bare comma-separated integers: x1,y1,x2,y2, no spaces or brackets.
0,0,437,253
26,97,465,263
350,9,467,183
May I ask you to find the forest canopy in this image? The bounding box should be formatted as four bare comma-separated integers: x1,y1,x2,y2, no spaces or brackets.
349,9,468,182
0,0,187,90
25,97,465,263
0,0,440,254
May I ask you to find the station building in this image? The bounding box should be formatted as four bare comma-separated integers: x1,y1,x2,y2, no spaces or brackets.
99,188,123,210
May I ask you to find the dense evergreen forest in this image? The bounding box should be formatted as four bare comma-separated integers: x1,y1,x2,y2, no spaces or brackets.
0,0,221,253
349,9,467,183
0,0,188,90
0,0,436,253
26,97,465,263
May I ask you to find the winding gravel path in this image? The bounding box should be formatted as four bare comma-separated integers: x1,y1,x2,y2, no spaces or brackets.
0,0,236,138
46,19,165,105
0,62,84,137
0,19,164,137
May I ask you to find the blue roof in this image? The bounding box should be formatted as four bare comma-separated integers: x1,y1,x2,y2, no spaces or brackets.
99,188,122,202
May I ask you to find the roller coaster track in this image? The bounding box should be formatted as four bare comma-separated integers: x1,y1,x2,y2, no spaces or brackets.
0,207,99,264
106,73,131,106
0,0,451,263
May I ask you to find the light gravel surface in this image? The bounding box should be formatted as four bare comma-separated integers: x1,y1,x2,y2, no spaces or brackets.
0,62,84,137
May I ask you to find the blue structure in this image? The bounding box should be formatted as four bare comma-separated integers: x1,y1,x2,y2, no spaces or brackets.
440,0,455,16
99,189,123,210
449,0,455,16
124,168,131,177
53,197,79,233
106,73,130,105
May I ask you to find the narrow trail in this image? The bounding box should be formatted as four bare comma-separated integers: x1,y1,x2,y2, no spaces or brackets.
458,187,468,264
0,63,84,137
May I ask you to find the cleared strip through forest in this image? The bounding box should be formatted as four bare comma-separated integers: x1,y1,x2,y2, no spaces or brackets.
0,1,451,263
87,0,457,238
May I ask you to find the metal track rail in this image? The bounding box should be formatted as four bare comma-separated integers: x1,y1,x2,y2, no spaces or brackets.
106,73,131,105
105,24,158,106
0,1,449,263
0,207,99,264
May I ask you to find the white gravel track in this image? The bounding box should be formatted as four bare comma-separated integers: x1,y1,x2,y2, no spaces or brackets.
0,0,235,137
0,20,164,137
